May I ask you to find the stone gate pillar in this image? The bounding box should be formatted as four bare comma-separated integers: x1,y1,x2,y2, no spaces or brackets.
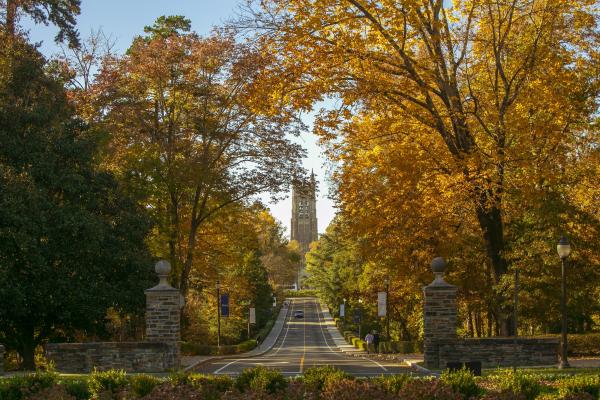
423,257,457,369
145,260,182,369
0,344,4,375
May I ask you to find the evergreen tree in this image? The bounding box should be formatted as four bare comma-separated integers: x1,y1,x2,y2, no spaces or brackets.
0,34,152,369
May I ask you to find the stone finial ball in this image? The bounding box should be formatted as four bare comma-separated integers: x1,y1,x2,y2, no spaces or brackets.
431,257,447,273
155,260,171,275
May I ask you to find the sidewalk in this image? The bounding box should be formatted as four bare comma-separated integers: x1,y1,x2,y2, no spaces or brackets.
318,302,435,375
318,303,368,356
182,302,290,371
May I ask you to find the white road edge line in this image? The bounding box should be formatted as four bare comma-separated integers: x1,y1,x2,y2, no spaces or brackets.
272,299,294,355
214,359,241,374
216,299,295,374
316,300,388,372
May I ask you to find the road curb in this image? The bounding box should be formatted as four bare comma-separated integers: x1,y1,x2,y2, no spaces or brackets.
317,301,366,356
184,300,291,372
319,301,437,376
405,360,439,377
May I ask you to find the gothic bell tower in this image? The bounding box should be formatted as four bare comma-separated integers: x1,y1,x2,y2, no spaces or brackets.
290,171,318,257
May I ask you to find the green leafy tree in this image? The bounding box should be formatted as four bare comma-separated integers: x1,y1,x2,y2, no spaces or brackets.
0,34,152,369
1,0,81,46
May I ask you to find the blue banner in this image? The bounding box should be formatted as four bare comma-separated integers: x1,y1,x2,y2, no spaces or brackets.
220,293,229,317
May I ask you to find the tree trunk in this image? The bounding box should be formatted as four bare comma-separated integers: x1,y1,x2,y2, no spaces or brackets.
6,0,17,37
475,310,482,337
475,194,512,336
467,307,474,338
20,327,36,370
179,219,200,298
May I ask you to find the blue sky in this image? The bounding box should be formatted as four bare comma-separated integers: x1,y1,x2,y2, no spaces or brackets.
23,0,336,237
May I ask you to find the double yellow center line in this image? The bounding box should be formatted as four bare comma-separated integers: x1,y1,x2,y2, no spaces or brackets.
300,300,307,372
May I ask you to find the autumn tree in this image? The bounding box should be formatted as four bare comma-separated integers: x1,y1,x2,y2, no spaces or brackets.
93,16,306,297
242,0,599,335
182,203,288,344
1,0,81,45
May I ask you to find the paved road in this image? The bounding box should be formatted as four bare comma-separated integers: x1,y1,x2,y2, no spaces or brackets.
195,298,413,376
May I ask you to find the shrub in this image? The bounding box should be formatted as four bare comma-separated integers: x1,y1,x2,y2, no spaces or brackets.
167,370,193,386
182,340,257,356
390,341,423,353
236,339,257,353
22,385,75,400
282,289,318,297
187,374,233,399
130,374,161,398
139,382,200,400
351,338,364,348
343,331,355,340
374,374,412,394
217,345,239,355
557,375,600,398
568,333,600,357
61,379,90,400
234,366,287,394
0,376,23,400
88,369,128,399
480,390,526,400
303,366,350,392
378,342,392,353
397,378,462,400
441,367,481,399
320,378,394,400
0,371,59,400
562,394,596,400
493,370,541,400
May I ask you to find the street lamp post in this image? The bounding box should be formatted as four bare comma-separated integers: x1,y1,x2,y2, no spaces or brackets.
358,298,363,340
216,279,221,348
557,236,571,369
385,277,390,339
513,266,519,372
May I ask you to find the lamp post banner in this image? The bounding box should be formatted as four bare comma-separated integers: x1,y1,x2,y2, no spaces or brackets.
378,292,387,317
353,309,361,323
249,307,256,324
220,294,229,317
339,304,345,317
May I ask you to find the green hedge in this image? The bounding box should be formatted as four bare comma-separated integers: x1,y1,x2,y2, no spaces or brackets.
181,339,257,356
569,333,600,357
282,289,318,297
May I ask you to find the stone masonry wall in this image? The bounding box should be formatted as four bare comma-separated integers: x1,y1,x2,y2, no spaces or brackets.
145,289,180,343
423,284,457,369
0,344,4,375
45,342,178,373
438,338,559,368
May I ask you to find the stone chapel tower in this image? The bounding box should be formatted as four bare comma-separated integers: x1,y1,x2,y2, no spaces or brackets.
290,171,318,257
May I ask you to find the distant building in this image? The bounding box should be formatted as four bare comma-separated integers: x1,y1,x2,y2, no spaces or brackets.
290,172,318,288
291,171,318,254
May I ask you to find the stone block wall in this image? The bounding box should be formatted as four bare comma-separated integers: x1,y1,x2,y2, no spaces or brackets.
437,338,559,368
145,288,180,343
423,282,457,369
0,344,4,375
45,342,178,373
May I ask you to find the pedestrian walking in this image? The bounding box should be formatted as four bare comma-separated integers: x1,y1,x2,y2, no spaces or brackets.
373,331,380,353
364,331,374,353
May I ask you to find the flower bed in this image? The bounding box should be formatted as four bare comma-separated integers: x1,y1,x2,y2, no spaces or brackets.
0,366,598,399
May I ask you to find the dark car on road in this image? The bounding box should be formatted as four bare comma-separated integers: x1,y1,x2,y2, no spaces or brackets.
294,310,304,319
